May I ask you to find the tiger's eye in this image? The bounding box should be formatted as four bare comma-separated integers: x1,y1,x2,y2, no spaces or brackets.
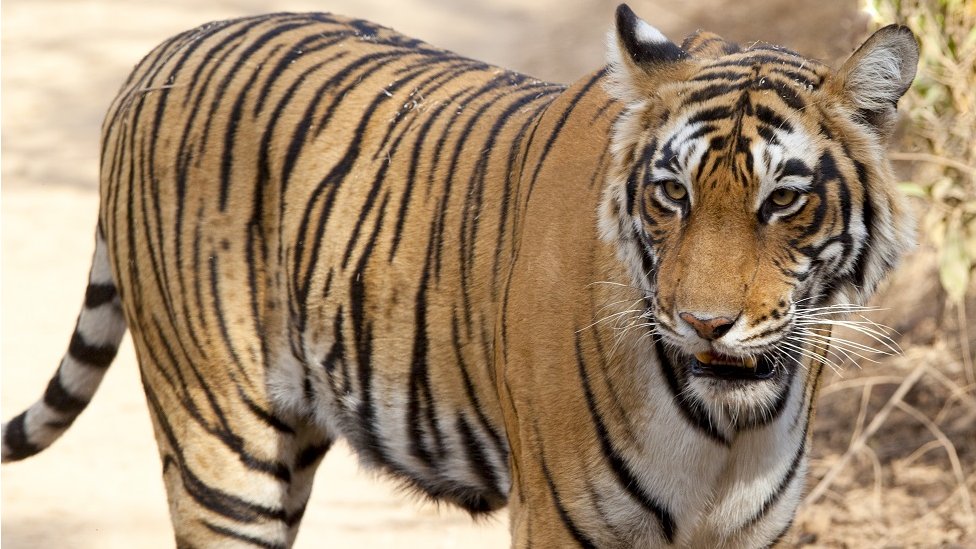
769,188,799,208
662,180,688,202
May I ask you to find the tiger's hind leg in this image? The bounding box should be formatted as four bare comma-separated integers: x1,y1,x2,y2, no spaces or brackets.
133,342,332,548
279,425,333,545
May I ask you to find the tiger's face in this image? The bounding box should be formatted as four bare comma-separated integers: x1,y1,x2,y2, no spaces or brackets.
639,90,830,412
602,6,917,418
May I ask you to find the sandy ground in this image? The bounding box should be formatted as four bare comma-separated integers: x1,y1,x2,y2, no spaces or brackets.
11,1,970,548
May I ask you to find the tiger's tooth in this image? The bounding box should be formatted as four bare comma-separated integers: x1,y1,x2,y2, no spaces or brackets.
695,352,713,364
743,356,757,369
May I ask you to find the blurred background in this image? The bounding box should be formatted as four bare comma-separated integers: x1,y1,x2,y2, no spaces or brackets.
2,0,973,547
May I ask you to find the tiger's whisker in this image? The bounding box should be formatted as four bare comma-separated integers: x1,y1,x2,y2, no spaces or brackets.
793,328,895,358
795,320,901,354
787,333,877,366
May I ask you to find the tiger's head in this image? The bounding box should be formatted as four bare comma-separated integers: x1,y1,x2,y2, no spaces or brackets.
601,4,918,418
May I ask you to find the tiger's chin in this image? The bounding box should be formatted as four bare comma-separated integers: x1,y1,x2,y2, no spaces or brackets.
678,348,799,425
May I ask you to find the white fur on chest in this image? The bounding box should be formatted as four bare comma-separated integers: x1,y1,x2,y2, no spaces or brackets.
607,347,809,547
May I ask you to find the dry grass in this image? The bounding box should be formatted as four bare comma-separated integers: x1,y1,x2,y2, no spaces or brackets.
794,340,976,547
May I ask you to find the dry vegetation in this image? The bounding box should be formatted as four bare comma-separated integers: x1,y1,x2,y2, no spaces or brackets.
793,1,976,546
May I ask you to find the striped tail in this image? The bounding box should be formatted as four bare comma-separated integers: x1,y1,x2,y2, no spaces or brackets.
2,228,127,462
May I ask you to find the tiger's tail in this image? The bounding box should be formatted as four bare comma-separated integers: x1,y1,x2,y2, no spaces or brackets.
2,227,127,462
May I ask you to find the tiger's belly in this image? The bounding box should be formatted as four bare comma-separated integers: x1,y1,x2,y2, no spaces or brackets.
271,339,511,513
266,245,512,514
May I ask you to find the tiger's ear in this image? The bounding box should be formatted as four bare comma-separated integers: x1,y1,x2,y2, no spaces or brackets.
835,25,918,138
605,3,689,103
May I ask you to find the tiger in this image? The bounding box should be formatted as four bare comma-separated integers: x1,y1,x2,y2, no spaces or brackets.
1,3,917,547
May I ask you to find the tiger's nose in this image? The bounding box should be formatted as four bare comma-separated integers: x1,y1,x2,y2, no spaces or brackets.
678,312,735,340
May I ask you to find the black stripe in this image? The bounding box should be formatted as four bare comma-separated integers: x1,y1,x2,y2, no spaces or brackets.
218,434,293,484
252,30,349,116
538,438,599,549
455,414,505,503
742,429,806,529
295,441,332,470
429,73,539,281
387,68,484,262
743,367,821,530
628,141,656,216
590,96,617,122
407,219,440,467
145,315,194,401
326,307,354,399
686,105,733,125
3,412,41,461
681,81,749,106
767,80,806,111
793,150,836,238
792,358,824,431
449,311,507,457
654,339,731,446
689,69,751,82
84,283,118,308
349,190,391,462
202,520,286,549
321,308,346,377
43,370,89,415
68,332,118,369
236,386,296,435
768,67,820,90
286,502,309,527
147,389,288,524
524,71,604,203
208,254,248,379
457,84,561,333
339,59,463,271
703,52,815,73
847,158,875,290
755,104,794,133
779,158,812,179
575,335,676,542
213,20,327,210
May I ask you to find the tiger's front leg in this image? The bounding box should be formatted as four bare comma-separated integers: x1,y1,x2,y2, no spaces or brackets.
501,375,646,549
507,451,622,549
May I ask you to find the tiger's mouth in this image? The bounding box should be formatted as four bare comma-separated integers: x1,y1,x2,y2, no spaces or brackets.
690,351,776,381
